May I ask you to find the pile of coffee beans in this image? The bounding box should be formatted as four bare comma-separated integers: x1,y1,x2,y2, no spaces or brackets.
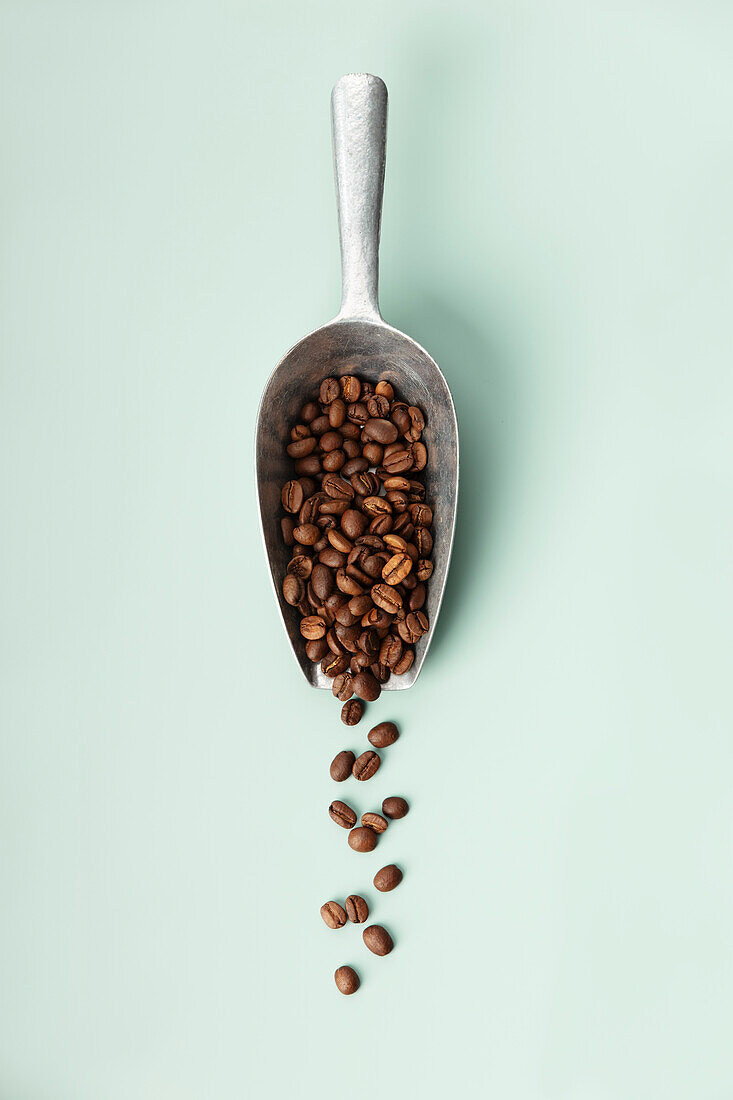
322,720,410,994
279,375,433,721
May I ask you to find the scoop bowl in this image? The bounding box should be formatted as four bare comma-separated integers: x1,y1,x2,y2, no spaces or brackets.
256,75,458,689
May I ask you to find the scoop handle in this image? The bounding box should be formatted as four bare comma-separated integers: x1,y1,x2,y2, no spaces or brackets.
331,74,387,321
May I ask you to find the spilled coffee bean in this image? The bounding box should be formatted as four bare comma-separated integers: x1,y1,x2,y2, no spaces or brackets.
382,795,409,819
368,720,399,748
373,864,403,892
329,801,357,829
352,750,380,781
345,894,369,923
320,901,347,929
334,965,360,995
363,925,394,956
348,826,378,853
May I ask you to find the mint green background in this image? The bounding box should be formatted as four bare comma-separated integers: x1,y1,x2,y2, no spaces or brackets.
2,2,732,1098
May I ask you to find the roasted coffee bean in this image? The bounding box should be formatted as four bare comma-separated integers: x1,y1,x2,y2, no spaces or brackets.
282,574,304,606
362,812,389,834
332,672,354,701
328,398,346,427
375,379,394,400
281,480,304,513
371,583,402,613
330,750,355,781
281,517,295,545
362,441,384,465
300,615,326,639
301,401,319,423
320,377,340,404
352,670,381,702
348,826,378,853
373,864,402,892
323,474,354,500
352,750,380,781
406,610,429,637
411,441,427,470
322,449,345,472
340,375,361,402
363,417,398,444
416,559,433,581
306,637,329,662
393,648,414,675
286,436,317,458
382,551,412,585
345,895,369,923
334,964,360,994
363,925,393,956
409,583,426,610
368,721,399,748
329,800,357,829
321,901,347,929
379,634,403,668
341,699,363,726
371,661,390,683
347,401,368,424
382,795,409,819
322,652,349,677
341,456,369,478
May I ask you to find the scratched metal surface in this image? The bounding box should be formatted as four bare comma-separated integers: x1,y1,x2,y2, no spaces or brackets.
255,75,459,689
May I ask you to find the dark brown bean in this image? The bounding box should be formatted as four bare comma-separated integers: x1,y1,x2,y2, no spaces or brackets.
362,812,389,834
363,925,393,956
329,800,357,829
330,750,355,781
373,864,403,892
352,670,381,702
345,895,369,923
334,965,360,994
348,826,378,853
341,699,363,726
368,721,399,748
332,672,354,701
381,796,409,819
352,750,380,781
321,901,347,928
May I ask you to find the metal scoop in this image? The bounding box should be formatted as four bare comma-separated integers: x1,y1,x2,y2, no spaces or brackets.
256,73,458,690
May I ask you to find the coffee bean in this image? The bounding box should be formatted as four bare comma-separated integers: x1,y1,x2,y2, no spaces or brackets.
341,699,363,726
371,583,402,613
330,750,355,781
320,377,340,404
281,480,304,513
373,864,403,892
340,375,361,402
368,721,399,748
282,574,303,606
382,551,412,585
351,670,379,702
320,901,347,928
300,615,326,639
362,812,389,833
348,826,378,852
363,417,398,444
363,925,393,956
329,800,357,829
332,672,354,701
381,796,409,819
345,894,369,923
334,965,360,994
393,648,414,675
352,750,380,781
